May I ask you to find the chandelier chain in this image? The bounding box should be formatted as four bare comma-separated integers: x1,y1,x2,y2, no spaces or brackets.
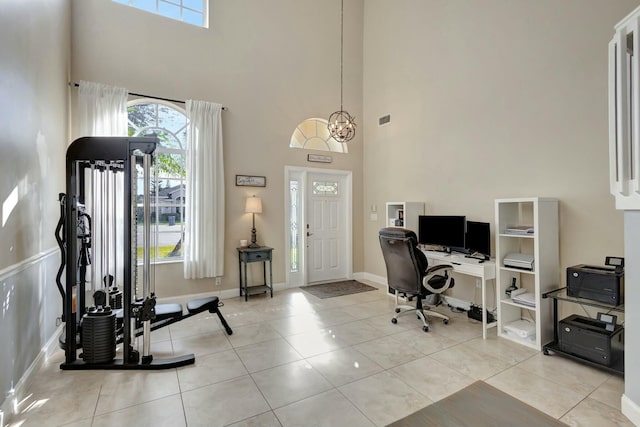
327,0,355,143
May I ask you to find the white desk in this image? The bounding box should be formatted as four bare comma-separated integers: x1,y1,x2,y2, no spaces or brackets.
422,250,496,339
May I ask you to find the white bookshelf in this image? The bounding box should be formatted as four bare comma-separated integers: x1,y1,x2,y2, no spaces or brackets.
495,198,559,350
385,202,424,232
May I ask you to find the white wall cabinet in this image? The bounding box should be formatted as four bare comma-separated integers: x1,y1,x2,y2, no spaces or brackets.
495,198,559,350
385,202,424,233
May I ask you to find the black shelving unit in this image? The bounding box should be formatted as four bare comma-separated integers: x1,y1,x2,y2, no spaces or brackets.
542,287,624,375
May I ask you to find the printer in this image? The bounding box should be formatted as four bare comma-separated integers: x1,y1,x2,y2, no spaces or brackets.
567,258,624,306
503,253,534,271
558,314,623,367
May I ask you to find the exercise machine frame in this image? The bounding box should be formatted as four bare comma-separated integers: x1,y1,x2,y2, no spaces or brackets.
59,136,195,370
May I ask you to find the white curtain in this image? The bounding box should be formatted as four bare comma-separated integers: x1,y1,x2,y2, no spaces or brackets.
184,100,225,279
78,80,128,137
77,80,128,291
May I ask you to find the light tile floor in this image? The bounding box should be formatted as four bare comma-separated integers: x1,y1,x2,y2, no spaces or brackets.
5,283,633,427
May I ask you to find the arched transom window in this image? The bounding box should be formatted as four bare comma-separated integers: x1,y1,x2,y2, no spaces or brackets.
289,118,348,153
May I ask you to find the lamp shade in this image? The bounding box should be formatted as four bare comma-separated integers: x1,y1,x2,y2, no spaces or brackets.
245,196,262,214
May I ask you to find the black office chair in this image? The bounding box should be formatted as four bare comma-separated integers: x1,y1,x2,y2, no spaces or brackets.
379,227,455,332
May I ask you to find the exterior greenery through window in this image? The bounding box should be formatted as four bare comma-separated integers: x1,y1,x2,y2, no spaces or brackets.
112,0,207,28
128,100,187,261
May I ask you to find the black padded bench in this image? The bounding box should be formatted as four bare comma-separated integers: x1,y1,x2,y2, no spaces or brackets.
116,296,233,339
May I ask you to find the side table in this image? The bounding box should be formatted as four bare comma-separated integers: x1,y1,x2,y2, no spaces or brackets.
237,246,273,301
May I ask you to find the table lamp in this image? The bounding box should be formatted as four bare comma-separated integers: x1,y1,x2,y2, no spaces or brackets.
245,195,262,248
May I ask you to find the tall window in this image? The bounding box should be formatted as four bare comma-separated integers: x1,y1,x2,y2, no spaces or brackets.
128,100,187,261
113,0,207,28
289,180,299,273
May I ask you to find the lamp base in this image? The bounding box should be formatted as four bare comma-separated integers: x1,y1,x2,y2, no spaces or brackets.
249,225,259,248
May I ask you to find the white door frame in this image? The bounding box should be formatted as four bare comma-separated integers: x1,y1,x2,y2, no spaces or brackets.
284,165,353,287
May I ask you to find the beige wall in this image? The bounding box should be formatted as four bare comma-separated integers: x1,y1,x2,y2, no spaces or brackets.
0,0,71,408
70,0,639,299
363,0,639,299
1,0,70,270
71,0,364,296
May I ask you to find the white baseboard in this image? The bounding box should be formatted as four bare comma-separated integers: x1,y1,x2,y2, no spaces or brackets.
622,394,640,426
158,281,296,302
353,272,387,289
0,324,63,421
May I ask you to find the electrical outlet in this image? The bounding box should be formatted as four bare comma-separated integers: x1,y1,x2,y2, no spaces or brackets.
215,277,221,286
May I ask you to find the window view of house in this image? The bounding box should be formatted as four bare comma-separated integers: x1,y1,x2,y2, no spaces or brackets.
128,101,187,260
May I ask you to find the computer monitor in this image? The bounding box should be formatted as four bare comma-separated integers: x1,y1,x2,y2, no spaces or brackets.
418,215,466,253
466,221,491,258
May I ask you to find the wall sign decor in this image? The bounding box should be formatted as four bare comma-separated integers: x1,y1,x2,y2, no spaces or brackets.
307,154,332,163
235,175,266,187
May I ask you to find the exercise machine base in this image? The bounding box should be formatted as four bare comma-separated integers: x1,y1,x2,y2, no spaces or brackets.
60,353,195,370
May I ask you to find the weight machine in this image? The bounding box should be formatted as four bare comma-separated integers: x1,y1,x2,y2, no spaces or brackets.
55,136,231,370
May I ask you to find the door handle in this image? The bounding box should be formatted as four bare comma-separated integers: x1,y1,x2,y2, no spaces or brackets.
307,232,313,237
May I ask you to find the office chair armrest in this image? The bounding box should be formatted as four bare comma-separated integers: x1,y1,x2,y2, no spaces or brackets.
423,264,454,294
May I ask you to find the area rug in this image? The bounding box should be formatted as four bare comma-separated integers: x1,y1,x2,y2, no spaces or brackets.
387,381,568,427
301,280,378,299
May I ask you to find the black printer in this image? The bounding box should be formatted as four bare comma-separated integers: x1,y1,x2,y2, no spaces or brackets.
567,257,624,306
559,314,624,367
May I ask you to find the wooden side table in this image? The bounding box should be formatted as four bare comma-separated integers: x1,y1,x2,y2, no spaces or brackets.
237,246,273,301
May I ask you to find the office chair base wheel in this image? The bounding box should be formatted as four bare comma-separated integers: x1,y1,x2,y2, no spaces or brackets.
395,308,401,314
391,318,398,324
422,326,429,332
443,319,449,325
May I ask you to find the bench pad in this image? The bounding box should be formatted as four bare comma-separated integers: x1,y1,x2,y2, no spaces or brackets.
187,296,219,315
155,303,183,320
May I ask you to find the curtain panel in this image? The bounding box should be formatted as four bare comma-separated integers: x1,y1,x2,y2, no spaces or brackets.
78,80,128,137
184,100,225,279
76,80,128,289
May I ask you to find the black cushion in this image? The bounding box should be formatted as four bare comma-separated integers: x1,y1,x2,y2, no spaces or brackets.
155,303,183,320
186,296,219,315
426,274,451,291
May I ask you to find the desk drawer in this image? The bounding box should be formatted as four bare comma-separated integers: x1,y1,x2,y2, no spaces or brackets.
246,251,270,262
451,262,482,276
425,257,494,279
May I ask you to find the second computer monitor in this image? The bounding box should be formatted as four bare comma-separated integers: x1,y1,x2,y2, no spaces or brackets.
465,220,491,258
418,215,466,253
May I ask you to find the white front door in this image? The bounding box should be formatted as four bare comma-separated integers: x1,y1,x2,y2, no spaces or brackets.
306,172,348,283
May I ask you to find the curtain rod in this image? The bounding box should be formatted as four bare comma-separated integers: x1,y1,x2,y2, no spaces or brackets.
69,82,226,110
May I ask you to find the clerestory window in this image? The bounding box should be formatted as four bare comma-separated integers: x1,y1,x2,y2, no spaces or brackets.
113,0,208,28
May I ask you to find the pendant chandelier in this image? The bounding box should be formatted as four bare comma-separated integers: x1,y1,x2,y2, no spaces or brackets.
328,0,356,143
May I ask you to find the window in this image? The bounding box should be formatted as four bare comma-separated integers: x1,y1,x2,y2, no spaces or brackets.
289,118,348,153
128,100,187,261
312,181,339,196
113,0,207,28
289,180,299,273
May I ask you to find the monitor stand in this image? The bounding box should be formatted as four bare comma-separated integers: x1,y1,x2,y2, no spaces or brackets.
465,252,490,261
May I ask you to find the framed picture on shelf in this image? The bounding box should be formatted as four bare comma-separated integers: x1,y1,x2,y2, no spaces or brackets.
236,175,266,187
